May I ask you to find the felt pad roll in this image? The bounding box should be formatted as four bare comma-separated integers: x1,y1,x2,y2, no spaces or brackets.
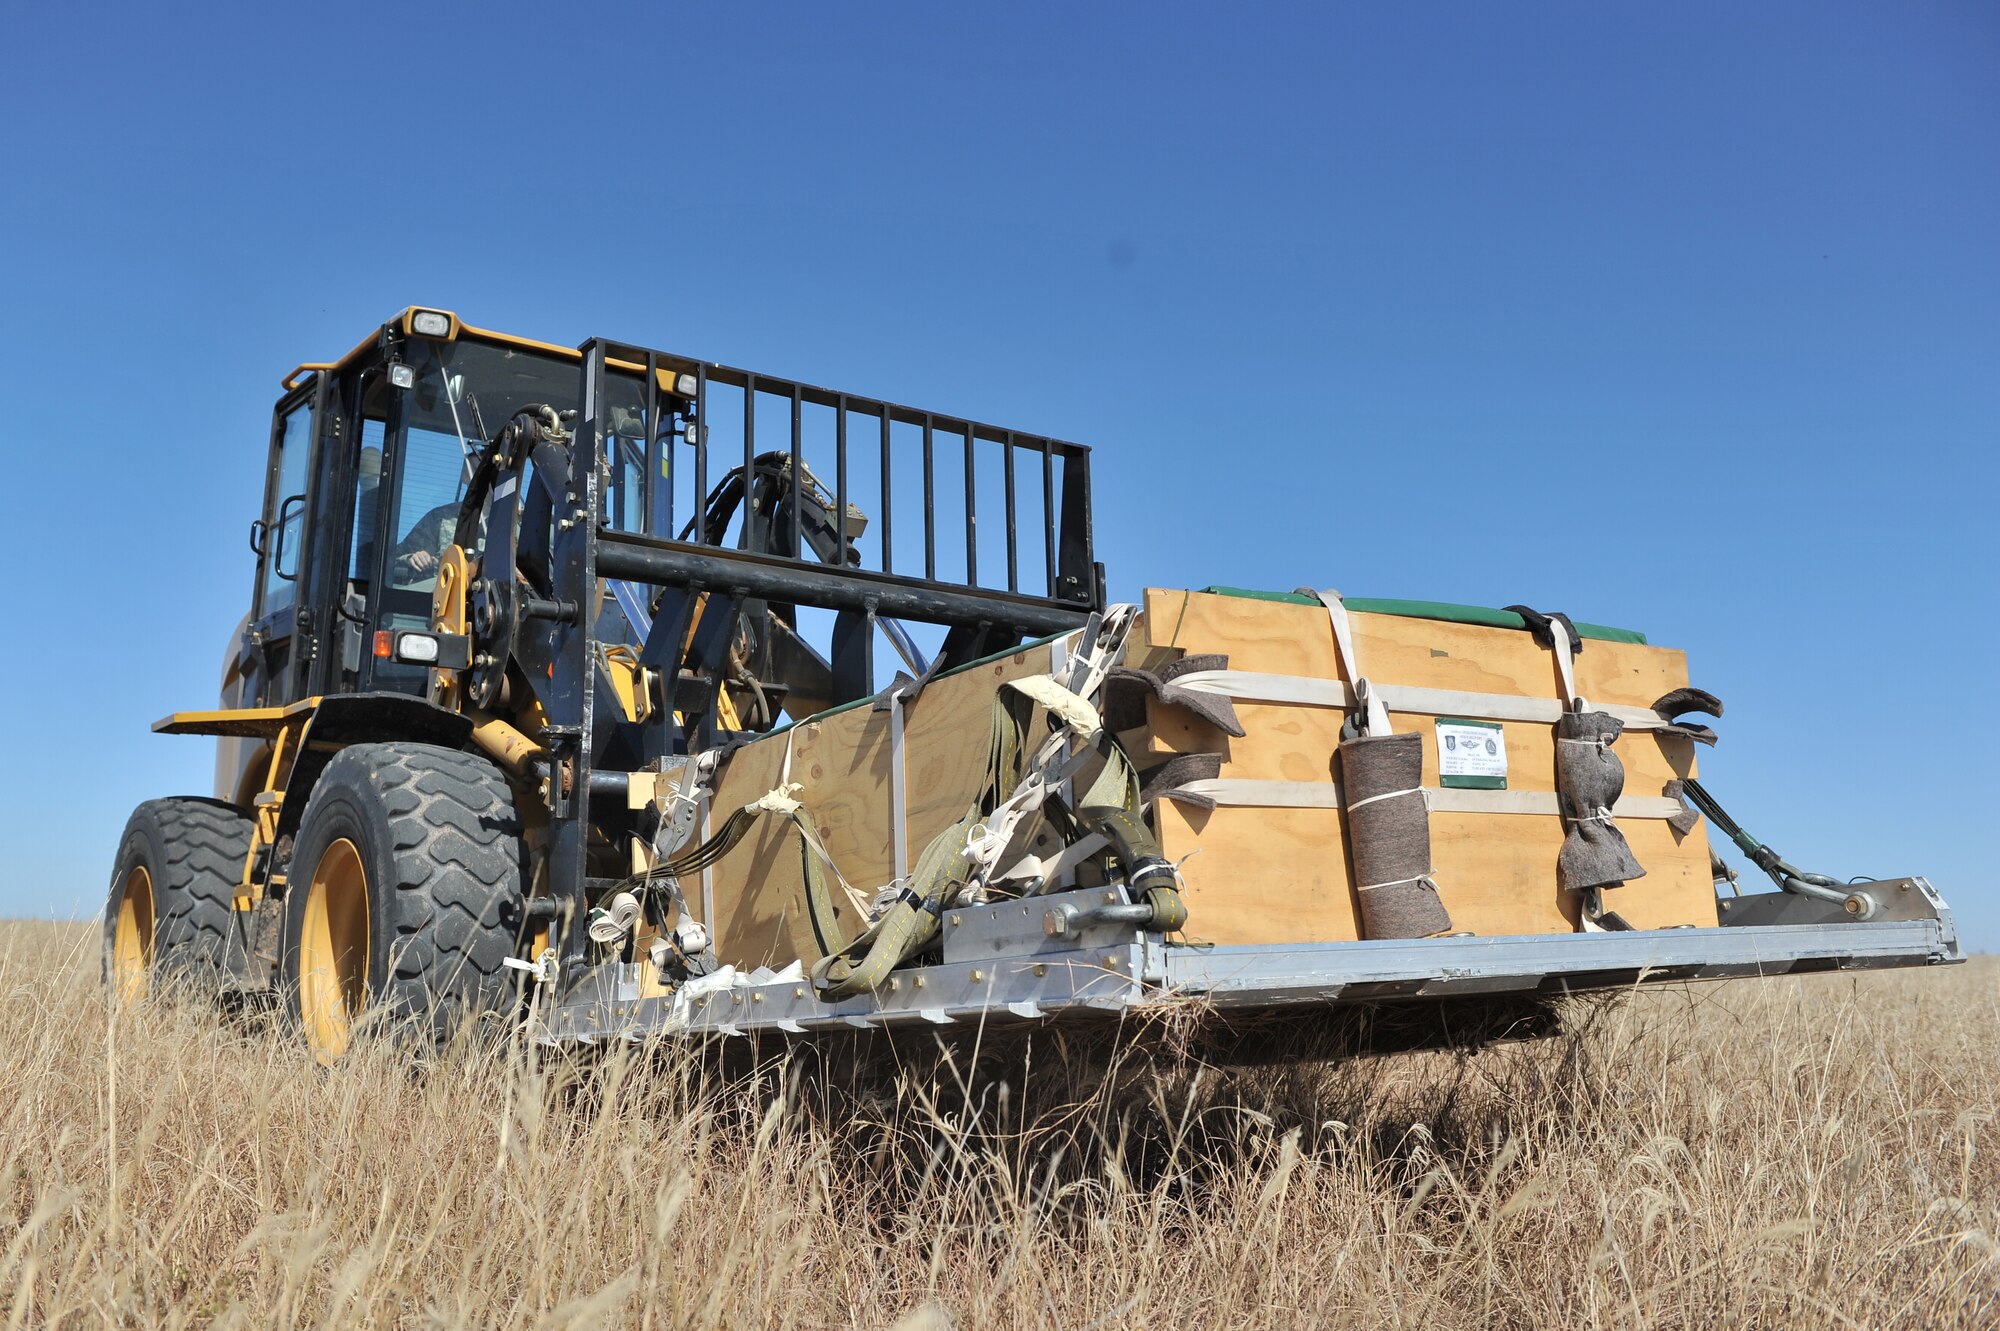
1555,710,1646,892
1339,731,1453,939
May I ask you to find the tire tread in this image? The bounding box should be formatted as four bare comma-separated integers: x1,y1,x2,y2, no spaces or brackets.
295,743,527,1041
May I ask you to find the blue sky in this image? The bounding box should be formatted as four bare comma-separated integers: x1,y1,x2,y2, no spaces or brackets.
2,3,1994,944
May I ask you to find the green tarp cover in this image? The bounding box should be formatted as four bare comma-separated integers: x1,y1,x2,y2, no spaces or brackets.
1196,586,1648,645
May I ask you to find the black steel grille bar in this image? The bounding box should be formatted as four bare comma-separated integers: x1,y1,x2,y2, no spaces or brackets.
835,396,849,567
693,363,708,543
879,408,892,575
1041,440,1056,598
596,530,1088,636
922,415,936,581
964,424,977,586
643,351,659,538
576,337,1097,613
741,373,756,552
789,382,803,559
1003,432,1017,593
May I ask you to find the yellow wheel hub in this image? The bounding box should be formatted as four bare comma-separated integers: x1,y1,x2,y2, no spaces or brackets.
299,837,371,1063
111,865,154,1003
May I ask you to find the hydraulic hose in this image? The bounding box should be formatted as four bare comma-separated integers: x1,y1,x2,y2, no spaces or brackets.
1677,779,1878,917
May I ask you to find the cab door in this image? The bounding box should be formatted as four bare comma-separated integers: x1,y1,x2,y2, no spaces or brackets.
247,377,327,705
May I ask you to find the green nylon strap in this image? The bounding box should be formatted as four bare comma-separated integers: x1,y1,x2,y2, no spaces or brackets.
810,689,1033,999
1074,802,1189,934
632,798,851,959
811,806,980,999
790,808,850,960
1197,586,1648,645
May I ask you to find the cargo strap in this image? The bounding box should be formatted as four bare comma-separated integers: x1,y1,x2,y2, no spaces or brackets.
812,603,1189,999
1004,674,1103,739
1306,588,1456,935
1520,612,1640,932
959,606,1140,888
1543,615,1584,712
812,686,1035,999
1163,670,1681,733
1301,587,1392,736
1156,778,1686,820
623,734,863,959
885,680,912,890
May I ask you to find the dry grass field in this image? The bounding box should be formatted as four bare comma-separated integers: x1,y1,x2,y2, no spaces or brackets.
1,919,1993,1329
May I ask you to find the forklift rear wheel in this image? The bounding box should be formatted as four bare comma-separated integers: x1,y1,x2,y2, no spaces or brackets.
103,798,256,1002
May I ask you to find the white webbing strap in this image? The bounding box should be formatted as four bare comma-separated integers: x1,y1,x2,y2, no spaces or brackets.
698,794,714,935
1547,617,1583,712
995,831,1109,893
742,727,869,916
961,607,1137,885
887,683,910,888
1005,675,1102,739
963,734,1103,876
1164,669,1668,732
749,727,803,813
1162,778,1683,820
1047,635,1074,804
1433,788,1681,818
1304,588,1392,735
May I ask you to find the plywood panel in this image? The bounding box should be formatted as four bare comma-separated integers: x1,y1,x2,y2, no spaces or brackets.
1154,801,1362,945
1141,587,1690,710
703,642,1060,970
1141,589,1717,942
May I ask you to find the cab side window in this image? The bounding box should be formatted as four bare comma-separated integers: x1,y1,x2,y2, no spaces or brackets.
349,419,387,591
260,403,314,616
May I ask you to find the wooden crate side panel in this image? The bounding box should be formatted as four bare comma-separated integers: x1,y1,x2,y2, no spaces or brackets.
1141,589,1718,942
1154,801,1361,946
705,643,1058,970
1153,810,1714,944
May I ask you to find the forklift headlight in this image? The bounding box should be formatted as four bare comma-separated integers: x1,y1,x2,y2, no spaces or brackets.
410,310,452,338
395,632,441,664
676,372,698,397
388,363,416,389
375,629,472,669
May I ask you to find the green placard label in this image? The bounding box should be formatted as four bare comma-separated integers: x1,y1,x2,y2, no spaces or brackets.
1437,717,1507,790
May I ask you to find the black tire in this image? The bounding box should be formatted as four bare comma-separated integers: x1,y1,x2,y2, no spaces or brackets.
103,798,256,996
281,742,529,1056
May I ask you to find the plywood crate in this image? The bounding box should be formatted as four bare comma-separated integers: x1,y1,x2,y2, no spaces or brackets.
1135,588,1716,943
675,588,1714,974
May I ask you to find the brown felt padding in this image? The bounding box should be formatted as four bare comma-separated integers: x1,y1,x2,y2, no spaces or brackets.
1340,732,1453,939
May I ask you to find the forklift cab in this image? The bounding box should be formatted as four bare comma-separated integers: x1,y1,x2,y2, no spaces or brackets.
239,310,675,712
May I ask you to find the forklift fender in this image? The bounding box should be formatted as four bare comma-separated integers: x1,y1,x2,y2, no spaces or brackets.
273,693,479,848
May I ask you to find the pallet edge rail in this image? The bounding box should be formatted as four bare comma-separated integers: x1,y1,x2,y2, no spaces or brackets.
538,877,1959,1045
540,875,1960,1039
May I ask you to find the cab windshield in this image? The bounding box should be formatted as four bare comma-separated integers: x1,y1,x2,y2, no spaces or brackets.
364,337,657,689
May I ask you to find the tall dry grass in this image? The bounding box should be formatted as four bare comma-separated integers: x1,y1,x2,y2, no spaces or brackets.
1,919,1993,1329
